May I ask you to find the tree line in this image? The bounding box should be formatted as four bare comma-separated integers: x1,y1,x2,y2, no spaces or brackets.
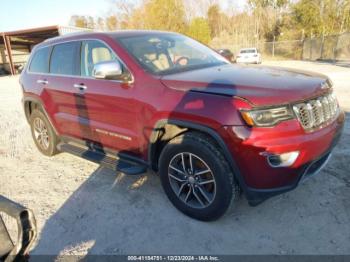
69,0,350,46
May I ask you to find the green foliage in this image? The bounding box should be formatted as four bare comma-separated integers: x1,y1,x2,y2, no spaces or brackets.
186,18,211,44
70,15,88,28
290,0,350,37
292,0,324,36
106,16,118,31
207,4,221,38
142,0,187,33
69,0,350,46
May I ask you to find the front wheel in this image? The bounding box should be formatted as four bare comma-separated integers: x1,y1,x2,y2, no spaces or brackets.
159,132,239,221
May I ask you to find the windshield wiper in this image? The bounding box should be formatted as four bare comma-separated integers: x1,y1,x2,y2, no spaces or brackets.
159,62,225,75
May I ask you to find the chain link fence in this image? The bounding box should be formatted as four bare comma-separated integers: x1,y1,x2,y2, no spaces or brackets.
259,40,304,60
210,32,350,62
302,32,350,62
211,39,304,60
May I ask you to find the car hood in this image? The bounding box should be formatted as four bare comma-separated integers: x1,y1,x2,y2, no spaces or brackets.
160,64,330,106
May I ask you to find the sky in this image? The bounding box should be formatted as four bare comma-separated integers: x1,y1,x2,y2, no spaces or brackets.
0,0,247,32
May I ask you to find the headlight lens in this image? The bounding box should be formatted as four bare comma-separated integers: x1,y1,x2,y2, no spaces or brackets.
240,106,294,127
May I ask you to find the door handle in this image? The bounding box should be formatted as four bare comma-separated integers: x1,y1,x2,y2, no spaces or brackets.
73,84,87,91
37,79,48,85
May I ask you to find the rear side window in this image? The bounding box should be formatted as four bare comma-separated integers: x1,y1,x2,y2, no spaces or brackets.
29,47,50,73
50,42,80,75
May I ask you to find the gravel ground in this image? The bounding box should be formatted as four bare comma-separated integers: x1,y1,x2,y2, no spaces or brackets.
0,60,349,256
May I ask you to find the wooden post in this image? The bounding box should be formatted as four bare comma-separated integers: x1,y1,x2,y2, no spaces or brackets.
2,34,15,75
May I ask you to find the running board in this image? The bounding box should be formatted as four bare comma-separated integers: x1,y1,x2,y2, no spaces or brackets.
57,143,147,175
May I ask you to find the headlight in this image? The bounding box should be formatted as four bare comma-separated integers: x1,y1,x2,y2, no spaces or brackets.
240,106,294,127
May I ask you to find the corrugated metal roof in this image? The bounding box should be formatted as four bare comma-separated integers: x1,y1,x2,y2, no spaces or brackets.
1,25,92,36
58,25,93,35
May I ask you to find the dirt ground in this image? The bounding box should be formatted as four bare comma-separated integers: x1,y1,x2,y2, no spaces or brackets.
0,60,349,256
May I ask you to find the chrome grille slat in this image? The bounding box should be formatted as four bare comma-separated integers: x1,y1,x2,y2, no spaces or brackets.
293,93,339,132
322,96,331,120
310,100,323,126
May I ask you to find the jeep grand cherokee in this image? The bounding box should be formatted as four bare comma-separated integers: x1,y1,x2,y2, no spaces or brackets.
20,31,344,221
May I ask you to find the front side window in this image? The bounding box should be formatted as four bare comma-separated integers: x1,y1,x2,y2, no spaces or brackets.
50,42,80,75
29,47,50,73
81,40,118,77
117,33,228,75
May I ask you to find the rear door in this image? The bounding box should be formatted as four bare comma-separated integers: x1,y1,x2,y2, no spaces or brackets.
45,41,82,138
24,45,51,106
69,40,140,155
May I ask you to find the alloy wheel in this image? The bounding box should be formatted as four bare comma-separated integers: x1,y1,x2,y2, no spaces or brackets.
168,152,216,209
33,117,50,150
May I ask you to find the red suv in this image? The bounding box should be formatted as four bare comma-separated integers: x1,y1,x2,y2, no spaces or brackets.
20,31,344,221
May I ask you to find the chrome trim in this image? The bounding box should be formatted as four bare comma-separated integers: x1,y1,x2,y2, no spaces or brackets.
95,128,132,141
264,151,300,168
293,92,339,132
73,83,87,90
92,60,123,79
36,79,48,85
26,38,135,84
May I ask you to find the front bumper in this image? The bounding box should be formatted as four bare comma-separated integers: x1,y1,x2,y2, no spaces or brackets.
220,110,345,205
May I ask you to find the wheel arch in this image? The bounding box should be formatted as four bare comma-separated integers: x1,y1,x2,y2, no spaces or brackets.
148,119,248,192
23,97,58,135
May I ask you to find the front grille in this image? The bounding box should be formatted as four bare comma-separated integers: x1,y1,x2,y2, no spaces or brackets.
293,93,339,131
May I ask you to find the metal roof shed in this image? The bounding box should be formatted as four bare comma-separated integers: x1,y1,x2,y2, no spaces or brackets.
0,25,90,75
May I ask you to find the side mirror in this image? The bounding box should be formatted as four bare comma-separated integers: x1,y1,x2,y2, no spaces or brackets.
92,61,123,80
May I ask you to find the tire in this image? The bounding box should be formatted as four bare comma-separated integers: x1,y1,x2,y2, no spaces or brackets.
159,132,239,221
29,109,59,156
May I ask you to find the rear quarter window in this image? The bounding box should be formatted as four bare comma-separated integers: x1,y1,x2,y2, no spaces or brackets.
29,47,50,73
50,42,80,75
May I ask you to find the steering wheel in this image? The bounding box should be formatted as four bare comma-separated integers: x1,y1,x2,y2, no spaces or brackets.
175,56,189,66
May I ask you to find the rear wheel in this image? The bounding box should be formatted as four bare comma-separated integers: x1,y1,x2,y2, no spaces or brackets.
159,132,238,221
29,109,59,156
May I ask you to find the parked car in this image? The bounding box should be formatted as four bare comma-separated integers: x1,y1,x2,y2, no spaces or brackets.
216,49,234,62
20,31,344,221
236,48,262,64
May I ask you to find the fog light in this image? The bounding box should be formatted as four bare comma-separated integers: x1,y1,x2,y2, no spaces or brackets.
264,151,299,168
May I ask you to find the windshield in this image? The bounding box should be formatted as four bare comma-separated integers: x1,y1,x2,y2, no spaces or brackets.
117,33,229,75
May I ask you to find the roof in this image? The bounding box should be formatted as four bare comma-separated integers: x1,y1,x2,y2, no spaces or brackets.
107,30,179,38
46,29,177,40
36,29,179,48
